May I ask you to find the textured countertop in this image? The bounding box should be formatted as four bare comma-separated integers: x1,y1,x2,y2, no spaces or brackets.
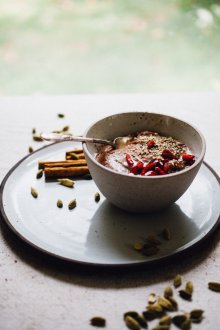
0,93,219,330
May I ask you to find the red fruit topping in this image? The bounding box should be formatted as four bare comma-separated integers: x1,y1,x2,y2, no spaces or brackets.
162,149,178,160
141,161,156,175
137,161,144,169
182,154,195,162
155,167,166,175
156,160,164,168
147,139,155,149
129,165,138,174
163,163,170,173
125,153,134,167
146,171,157,176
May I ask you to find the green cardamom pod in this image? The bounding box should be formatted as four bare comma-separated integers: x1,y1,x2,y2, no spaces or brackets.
172,314,187,327
57,199,63,208
173,274,182,288
68,198,76,210
124,315,141,330
36,169,43,179
158,296,173,311
31,187,38,198
33,135,43,142
208,282,220,292
164,286,173,299
57,178,75,188
159,315,172,326
90,316,106,327
62,125,69,132
185,281,193,295
94,192,100,202
179,290,192,301
148,293,157,304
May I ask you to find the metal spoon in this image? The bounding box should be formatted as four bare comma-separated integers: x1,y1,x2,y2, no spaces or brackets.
40,132,132,149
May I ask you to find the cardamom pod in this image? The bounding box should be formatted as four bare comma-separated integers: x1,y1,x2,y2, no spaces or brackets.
90,316,106,327
190,309,204,319
185,281,193,295
148,293,157,304
31,187,38,198
158,296,173,311
167,296,178,311
147,303,163,313
57,178,75,188
62,125,69,132
164,286,173,299
159,315,172,326
173,274,182,288
142,310,164,321
181,318,191,330
68,198,76,210
124,311,139,320
94,192,100,202
124,312,147,328
190,309,204,323
33,135,43,142
57,199,63,208
208,281,220,292
124,315,141,330
179,290,192,301
36,169,43,179
172,314,187,327
133,242,143,251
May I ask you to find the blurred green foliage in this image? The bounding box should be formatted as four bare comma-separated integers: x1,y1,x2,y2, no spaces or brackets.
0,0,219,95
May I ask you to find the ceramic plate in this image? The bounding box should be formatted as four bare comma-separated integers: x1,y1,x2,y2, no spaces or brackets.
0,141,220,267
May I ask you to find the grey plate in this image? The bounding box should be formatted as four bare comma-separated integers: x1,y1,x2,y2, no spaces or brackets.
0,141,220,267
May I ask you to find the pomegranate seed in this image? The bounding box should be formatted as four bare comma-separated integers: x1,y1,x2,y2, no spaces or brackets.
141,161,156,175
147,139,155,149
125,153,134,167
182,154,195,162
136,161,144,169
129,165,138,174
163,163,170,173
162,149,178,160
155,167,166,175
146,171,157,176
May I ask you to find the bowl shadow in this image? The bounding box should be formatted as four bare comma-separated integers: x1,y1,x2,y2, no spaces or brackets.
84,200,199,264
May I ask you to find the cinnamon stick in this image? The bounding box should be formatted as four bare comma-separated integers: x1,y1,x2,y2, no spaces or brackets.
38,159,87,169
44,166,89,178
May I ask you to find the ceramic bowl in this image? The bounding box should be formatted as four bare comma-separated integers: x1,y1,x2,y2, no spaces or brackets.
83,112,206,213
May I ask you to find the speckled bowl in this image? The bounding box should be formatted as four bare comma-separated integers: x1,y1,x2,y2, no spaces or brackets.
83,112,206,213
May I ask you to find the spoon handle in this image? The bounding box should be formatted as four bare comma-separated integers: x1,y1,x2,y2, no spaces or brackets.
41,132,114,146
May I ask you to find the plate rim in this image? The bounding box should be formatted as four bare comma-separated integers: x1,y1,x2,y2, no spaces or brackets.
0,142,220,269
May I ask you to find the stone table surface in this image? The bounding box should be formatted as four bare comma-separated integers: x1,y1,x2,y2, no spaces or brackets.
0,93,219,330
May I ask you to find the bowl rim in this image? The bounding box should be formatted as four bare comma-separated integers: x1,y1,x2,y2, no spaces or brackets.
83,111,206,179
